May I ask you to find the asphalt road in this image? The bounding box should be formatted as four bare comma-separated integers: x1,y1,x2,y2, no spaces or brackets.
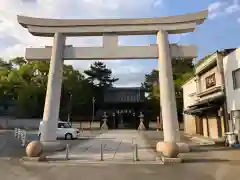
1,130,240,179
1,159,240,180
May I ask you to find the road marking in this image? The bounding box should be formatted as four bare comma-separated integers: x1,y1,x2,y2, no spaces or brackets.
113,140,122,160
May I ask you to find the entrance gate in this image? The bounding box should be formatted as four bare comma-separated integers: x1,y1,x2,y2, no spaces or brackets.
17,10,208,145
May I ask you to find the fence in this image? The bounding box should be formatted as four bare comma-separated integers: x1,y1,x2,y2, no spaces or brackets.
63,140,140,161
49,135,158,162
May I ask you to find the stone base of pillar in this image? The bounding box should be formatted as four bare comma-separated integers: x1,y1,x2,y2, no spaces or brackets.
156,141,191,153
40,141,66,152
161,156,183,164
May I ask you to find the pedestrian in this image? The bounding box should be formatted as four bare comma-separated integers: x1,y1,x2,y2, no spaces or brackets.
156,116,160,131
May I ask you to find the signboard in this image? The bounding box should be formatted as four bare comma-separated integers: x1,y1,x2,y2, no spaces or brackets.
205,73,216,89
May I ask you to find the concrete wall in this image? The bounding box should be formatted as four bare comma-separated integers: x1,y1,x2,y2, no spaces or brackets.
223,48,240,113
182,78,197,134
0,117,100,130
0,117,41,129
182,77,197,109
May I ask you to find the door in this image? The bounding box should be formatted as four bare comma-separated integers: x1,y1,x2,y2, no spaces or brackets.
195,116,203,135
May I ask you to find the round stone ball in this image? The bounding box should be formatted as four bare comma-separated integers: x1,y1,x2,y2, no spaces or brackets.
26,141,43,157
156,141,179,158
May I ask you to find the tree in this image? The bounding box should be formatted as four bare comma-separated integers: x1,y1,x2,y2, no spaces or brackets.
0,59,12,70
141,69,159,99
61,64,95,118
0,57,97,119
84,61,119,110
10,57,27,67
142,58,194,121
84,61,119,88
141,69,160,118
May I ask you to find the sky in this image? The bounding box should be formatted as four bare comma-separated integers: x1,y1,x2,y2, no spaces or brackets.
0,0,240,87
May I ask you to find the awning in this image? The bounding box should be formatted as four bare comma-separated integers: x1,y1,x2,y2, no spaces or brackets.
188,93,224,108
189,105,219,115
183,106,198,114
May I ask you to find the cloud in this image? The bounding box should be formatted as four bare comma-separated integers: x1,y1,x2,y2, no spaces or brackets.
237,17,240,23
0,35,21,49
153,0,162,7
208,0,240,20
21,0,36,3
208,1,226,19
208,2,223,12
225,0,240,14
0,0,163,86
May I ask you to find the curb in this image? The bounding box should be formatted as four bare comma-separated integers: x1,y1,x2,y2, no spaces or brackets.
20,158,164,166
184,134,215,145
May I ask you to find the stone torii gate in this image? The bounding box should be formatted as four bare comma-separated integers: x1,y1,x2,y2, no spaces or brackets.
17,10,208,151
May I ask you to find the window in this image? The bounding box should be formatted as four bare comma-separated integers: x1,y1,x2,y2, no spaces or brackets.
58,123,64,128
63,123,71,128
58,123,71,128
232,68,240,90
205,73,216,89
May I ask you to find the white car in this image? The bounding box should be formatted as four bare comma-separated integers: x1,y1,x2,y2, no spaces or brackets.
38,121,80,140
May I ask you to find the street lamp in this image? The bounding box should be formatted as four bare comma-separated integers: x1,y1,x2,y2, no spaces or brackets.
91,97,95,129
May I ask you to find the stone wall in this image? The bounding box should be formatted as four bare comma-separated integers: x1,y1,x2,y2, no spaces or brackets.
0,117,101,130
0,117,184,131
0,117,41,129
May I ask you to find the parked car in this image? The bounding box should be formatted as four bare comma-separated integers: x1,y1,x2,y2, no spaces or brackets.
38,121,80,140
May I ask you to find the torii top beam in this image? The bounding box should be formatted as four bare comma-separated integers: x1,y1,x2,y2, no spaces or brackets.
17,10,208,37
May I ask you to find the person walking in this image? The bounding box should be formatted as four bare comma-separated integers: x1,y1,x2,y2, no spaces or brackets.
156,116,160,131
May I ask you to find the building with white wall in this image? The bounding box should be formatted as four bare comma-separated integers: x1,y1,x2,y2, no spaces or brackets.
223,48,240,133
182,77,197,134
182,49,235,139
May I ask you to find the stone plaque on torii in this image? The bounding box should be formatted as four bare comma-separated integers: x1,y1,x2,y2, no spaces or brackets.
17,10,208,155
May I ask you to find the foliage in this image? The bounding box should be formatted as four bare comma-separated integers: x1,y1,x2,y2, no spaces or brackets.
0,57,117,119
194,54,212,67
142,58,194,121
84,61,119,106
84,61,119,88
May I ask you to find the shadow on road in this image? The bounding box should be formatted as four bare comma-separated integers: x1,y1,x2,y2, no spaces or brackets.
191,146,237,153
183,158,230,163
0,130,101,159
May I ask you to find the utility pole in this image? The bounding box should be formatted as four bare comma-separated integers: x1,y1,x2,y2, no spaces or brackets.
68,92,72,125
91,97,95,129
